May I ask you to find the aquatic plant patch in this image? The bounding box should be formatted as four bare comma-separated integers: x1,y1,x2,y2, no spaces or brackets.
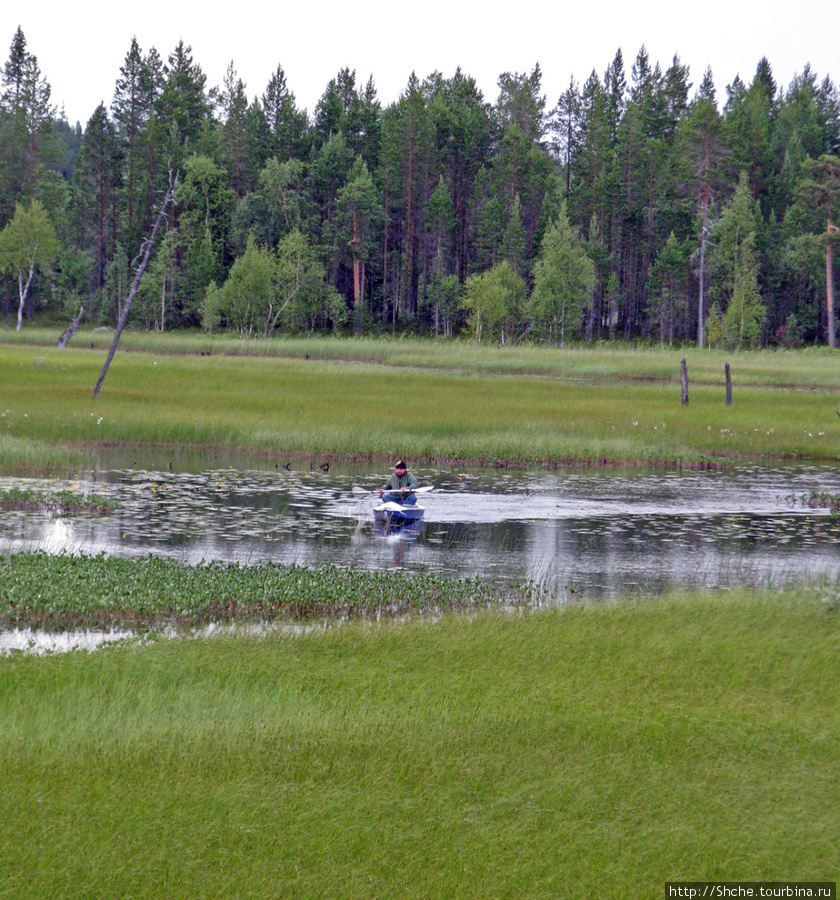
0,487,115,515
0,552,526,629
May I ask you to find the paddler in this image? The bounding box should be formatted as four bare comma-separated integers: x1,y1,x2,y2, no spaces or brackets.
379,459,419,505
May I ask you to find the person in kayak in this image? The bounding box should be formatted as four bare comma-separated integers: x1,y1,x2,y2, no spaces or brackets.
379,459,419,505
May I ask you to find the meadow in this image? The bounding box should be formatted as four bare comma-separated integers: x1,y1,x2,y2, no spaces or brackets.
2,329,840,472
2,329,839,896
1,591,838,898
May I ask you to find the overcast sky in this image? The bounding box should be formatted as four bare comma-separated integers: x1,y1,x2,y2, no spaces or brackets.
3,0,837,127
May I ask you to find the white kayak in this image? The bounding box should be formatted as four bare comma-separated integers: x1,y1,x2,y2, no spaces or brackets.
372,501,425,524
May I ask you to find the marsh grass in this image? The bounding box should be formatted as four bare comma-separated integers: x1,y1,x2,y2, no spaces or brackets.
1,590,837,897
0,487,115,515
0,434,87,473
2,337,840,471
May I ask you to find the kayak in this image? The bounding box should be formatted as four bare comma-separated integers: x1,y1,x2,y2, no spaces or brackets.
372,501,425,525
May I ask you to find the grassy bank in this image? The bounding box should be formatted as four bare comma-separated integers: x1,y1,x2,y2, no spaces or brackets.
1,590,837,898
2,334,840,471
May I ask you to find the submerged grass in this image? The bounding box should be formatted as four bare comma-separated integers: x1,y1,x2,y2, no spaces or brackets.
1,589,837,897
2,336,840,470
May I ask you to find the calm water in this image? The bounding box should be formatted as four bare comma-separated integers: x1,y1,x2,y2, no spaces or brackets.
3,461,840,601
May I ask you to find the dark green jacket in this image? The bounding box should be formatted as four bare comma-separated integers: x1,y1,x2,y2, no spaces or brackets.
382,471,419,493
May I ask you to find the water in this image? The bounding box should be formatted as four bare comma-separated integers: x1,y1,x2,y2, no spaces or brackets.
2,461,840,603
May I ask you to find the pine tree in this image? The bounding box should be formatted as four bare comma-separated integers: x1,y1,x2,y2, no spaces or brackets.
676,67,725,346
797,154,840,346
552,76,582,198
428,70,492,282
646,231,688,346
262,65,309,162
72,103,121,300
710,172,767,347
158,41,210,162
336,156,380,321
0,30,56,214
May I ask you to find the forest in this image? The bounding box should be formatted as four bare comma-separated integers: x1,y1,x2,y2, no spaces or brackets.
0,25,838,348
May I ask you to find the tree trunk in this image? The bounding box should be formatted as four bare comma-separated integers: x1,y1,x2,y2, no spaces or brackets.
404,140,414,322
92,176,178,399
698,205,708,349
827,221,836,349
16,266,35,332
57,306,84,348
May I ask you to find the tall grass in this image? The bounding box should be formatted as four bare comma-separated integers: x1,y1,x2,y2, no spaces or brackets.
1,590,837,898
2,336,840,471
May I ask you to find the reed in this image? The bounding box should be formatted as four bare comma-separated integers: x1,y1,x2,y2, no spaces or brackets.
1,589,837,898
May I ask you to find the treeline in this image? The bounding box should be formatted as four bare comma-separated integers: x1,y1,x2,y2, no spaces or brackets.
1,26,839,348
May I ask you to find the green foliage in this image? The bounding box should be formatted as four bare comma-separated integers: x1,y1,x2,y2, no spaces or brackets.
0,199,58,269
710,172,767,348
0,488,114,515
204,234,275,335
275,229,345,332
0,199,59,328
232,156,306,248
462,261,527,342
646,231,689,346
530,202,595,344
0,553,516,628
203,230,344,335
174,153,235,326
3,28,840,348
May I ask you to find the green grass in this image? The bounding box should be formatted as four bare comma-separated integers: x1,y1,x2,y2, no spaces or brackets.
9,326,840,387
3,328,839,894
2,333,840,472
1,589,837,898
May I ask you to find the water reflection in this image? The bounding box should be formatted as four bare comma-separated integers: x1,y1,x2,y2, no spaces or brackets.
2,463,840,600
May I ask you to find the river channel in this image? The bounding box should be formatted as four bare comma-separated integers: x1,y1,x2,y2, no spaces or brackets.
3,460,840,601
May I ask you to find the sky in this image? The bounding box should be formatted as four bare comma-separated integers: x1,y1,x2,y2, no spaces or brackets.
3,0,838,127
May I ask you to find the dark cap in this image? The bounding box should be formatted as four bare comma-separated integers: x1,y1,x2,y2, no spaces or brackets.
395,459,406,469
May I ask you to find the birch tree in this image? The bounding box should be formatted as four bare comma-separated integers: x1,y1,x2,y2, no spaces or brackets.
0,199,58,329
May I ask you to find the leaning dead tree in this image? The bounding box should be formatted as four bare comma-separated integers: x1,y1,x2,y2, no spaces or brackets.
92,173,178,399
56,305,83,348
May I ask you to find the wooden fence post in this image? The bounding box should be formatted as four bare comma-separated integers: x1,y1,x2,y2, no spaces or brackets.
680,358,689,406
725,363,732,406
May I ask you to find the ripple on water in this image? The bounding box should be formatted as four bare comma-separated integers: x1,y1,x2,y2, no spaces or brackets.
2,463,840,600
